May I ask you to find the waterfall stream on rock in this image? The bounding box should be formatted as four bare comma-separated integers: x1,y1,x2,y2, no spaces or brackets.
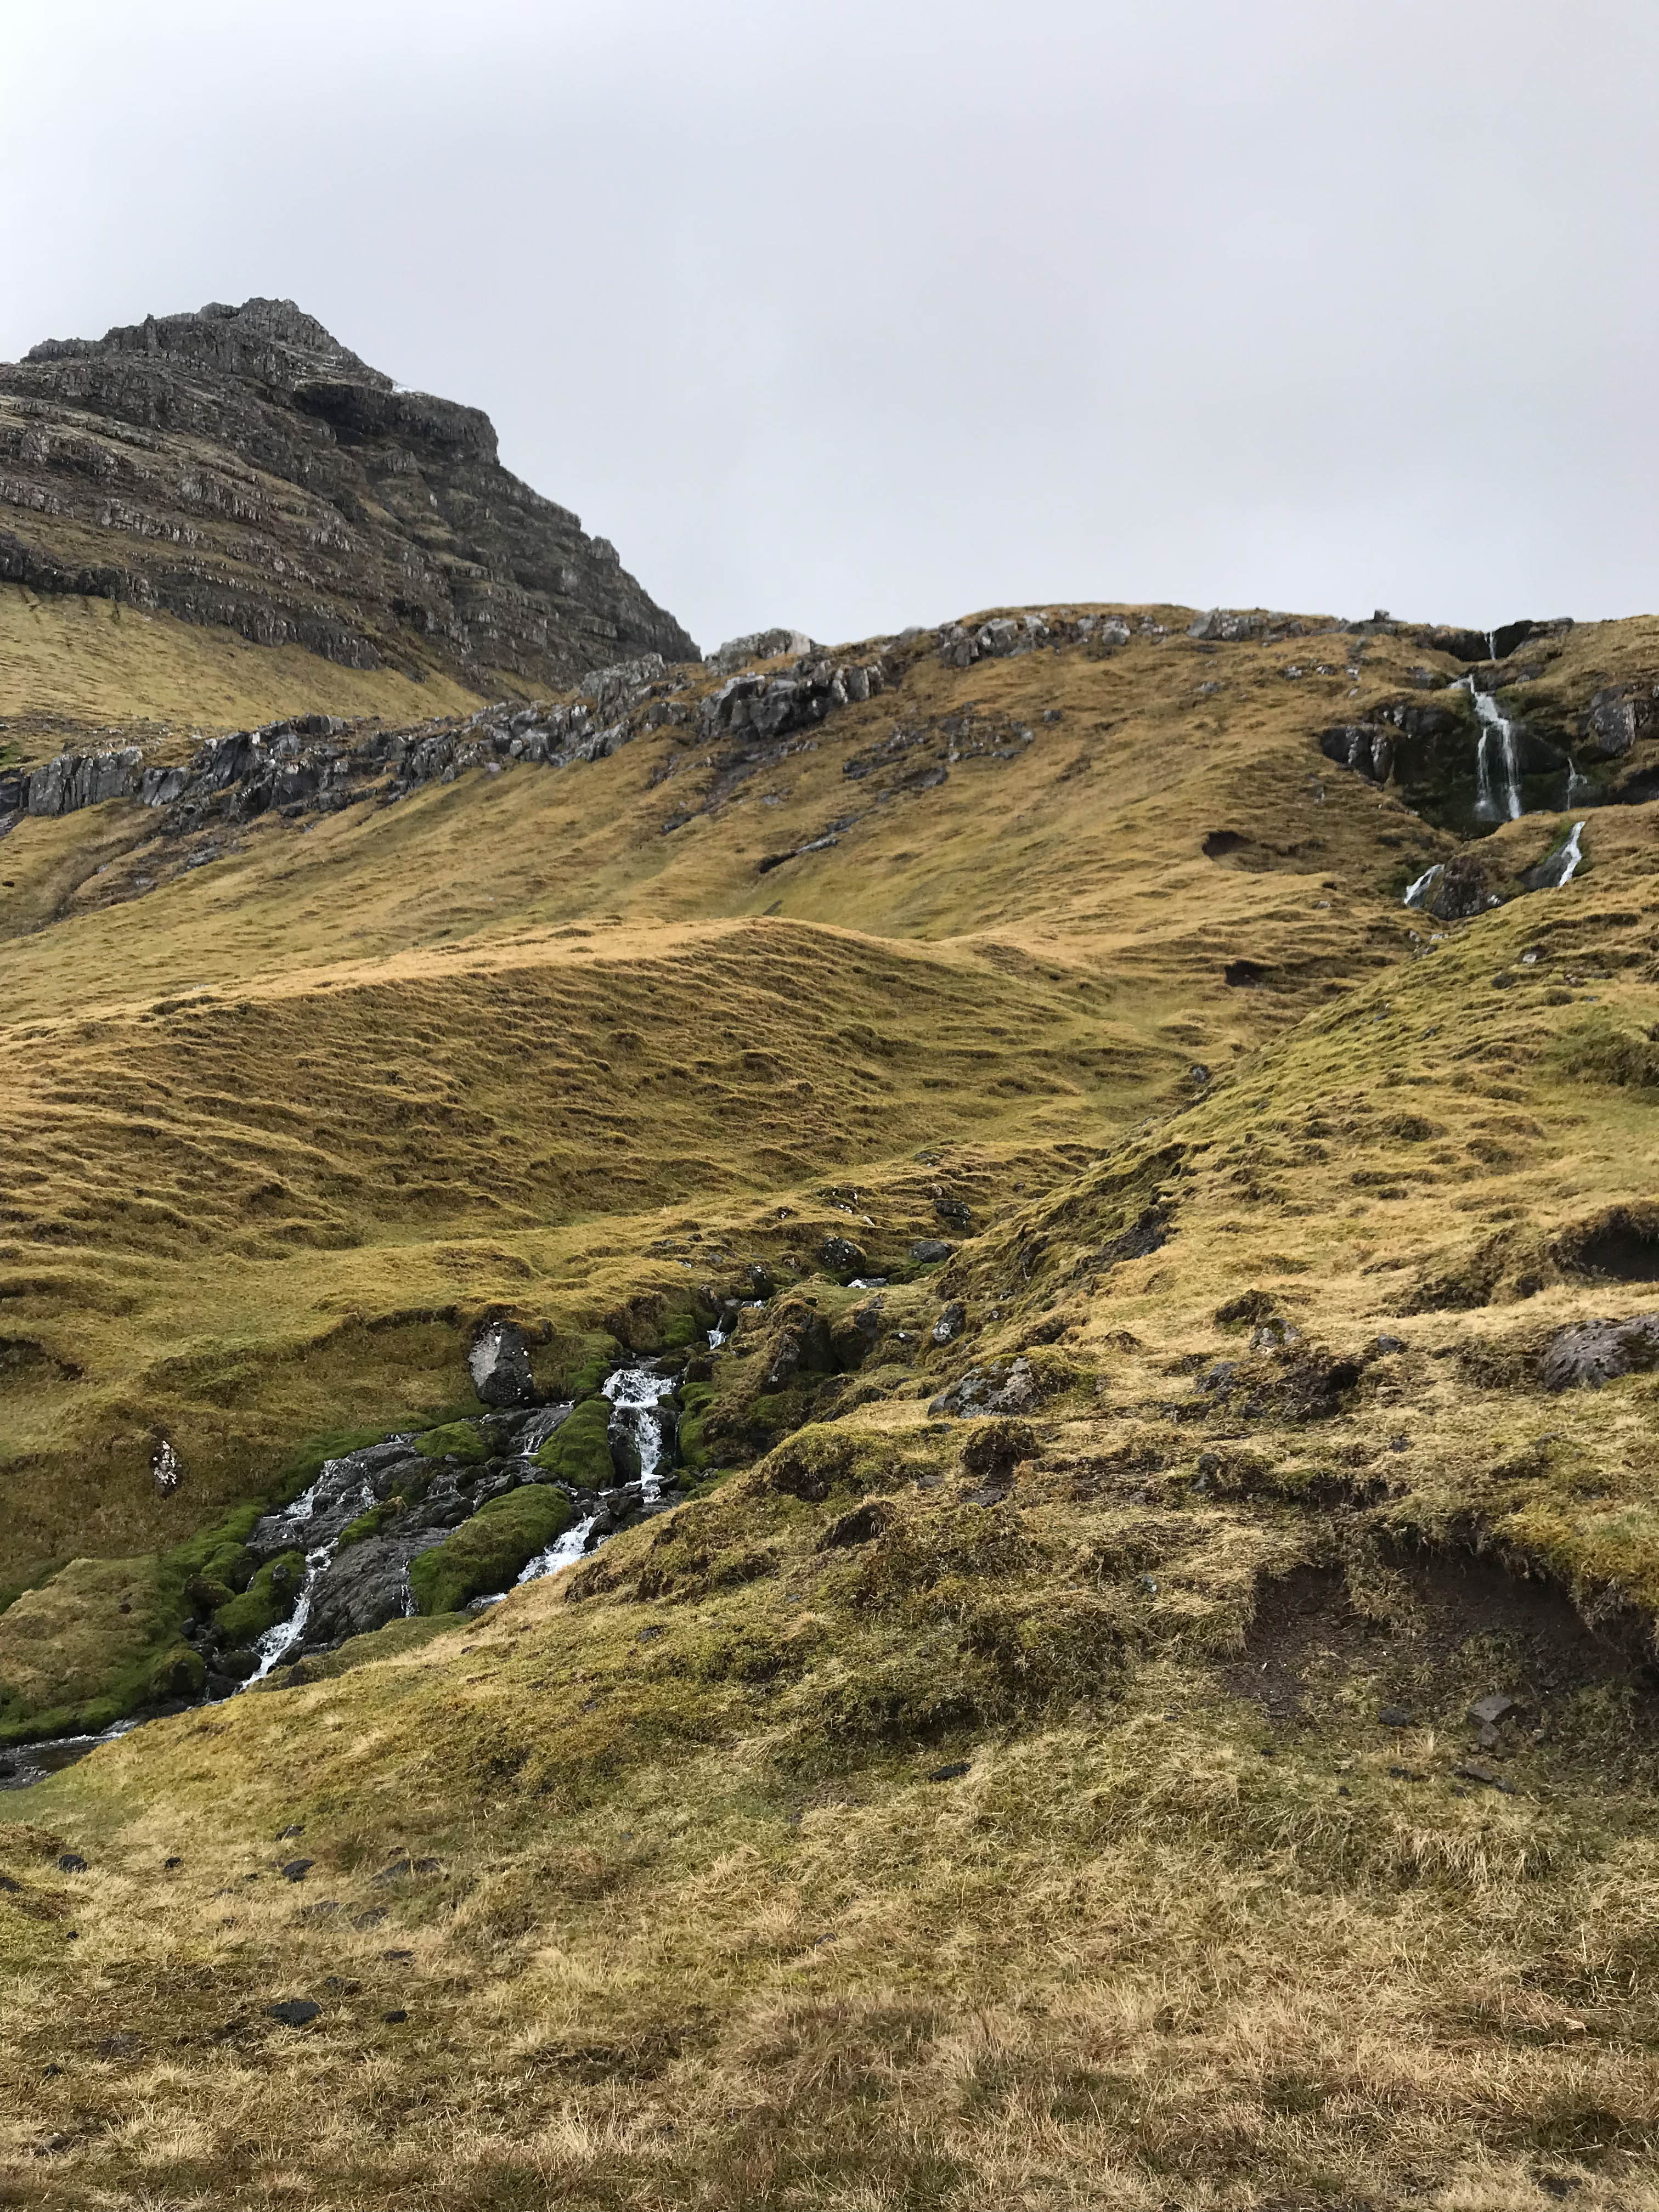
1468,678,1523,822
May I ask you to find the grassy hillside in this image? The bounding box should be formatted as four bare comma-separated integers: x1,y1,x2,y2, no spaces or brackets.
3,602,1659,2206
0,584,482,760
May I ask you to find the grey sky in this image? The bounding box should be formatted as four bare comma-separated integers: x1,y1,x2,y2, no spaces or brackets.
4,0,1656,651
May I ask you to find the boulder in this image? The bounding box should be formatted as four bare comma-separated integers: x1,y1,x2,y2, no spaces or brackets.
707,628,819,674
468,1323,537,1409
1539,1314,1659,1391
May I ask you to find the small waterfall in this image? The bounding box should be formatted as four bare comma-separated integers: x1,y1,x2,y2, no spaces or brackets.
510,1361,681,1591
1467,678,1523,822
1556,820,1586,884
514,1510,601,1586
240,1466,372,1686
602,1362,678,1502
1403,861,1444,911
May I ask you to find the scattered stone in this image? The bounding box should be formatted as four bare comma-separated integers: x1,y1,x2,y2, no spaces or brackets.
927,1760,972,1783
266,1999,322,2027
909,1239,952,1263
382,2008,410,2024
55,1853,87,1874
820,1235,867,1277
280,1858,314,1882
278,1823,304,1838
1377,1707,1412,1729
1453,1762,1515,1794
1468,1692,1519,1728
931,1301,966,1346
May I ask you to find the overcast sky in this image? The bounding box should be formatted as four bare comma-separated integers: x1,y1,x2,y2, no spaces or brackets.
3,0,1656,652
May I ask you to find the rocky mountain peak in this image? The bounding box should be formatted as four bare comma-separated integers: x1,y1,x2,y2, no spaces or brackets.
0,297,697,690
25,296,392,394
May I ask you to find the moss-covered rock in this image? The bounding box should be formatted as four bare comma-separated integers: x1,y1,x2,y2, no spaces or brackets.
409,1487,575,1615
146,1643,207,1701
214,1550,306,1647
336,1500,403,1552
533,1398,617,1489
415,1421,489,1464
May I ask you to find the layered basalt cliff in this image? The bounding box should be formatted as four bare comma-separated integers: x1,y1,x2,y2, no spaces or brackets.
0,296,697,691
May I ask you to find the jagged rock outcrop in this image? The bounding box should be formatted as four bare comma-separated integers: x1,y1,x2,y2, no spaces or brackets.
0,297,697,691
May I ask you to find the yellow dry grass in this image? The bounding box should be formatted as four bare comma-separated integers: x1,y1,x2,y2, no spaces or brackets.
0,583,481,757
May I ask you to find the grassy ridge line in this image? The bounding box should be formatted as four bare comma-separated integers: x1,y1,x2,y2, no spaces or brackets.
0,583,483,755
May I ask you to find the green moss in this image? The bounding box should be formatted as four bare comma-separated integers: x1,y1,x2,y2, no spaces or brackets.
535,1330,623,1401
146,1643,207,1701
678,1380,717,1471
409,1487,575,1615
214,1550,306,1648
337,1500,402,1552
415,1420,490,1464
533,1398,617,1489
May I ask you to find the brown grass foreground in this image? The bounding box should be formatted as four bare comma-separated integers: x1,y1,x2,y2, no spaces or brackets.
3,601,1659,2205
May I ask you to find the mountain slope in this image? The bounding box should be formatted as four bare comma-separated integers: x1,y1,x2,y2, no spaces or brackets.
3,597,1659,2207
0,297,697,721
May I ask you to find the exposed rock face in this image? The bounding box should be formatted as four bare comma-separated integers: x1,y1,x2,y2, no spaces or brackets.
0,297,698,691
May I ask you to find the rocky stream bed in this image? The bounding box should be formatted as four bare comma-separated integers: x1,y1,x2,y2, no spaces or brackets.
0,1321,714,1790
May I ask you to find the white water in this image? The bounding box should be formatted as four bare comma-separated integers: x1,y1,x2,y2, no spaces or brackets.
508,1362,681,1592
242,1465,372,1684
1466,678,1524,822
1403,861,1444,910
1553,820,1586,886
601,1362,678,1500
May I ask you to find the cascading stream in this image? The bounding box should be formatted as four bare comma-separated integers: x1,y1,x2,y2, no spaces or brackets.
1467,676,1523,822
7,1331,720,1778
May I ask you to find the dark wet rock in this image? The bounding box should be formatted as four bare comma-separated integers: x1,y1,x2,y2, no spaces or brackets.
1404,849,1498,921
55,1853,87,1873
1540,1314,1659,1391
1319,724,1394,785
1453,1761,1515,1793
927,1760,972,1782
820,1234,867,1278
467,1323,537,1409
266,1999,322,2027
1092,1204,1171,1272
280,1858,314,1882
382,2008,410,2024
932,1301,967,1346
910,1239,952,1263
1378,1706,1413,1729
932,1193,973,1232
